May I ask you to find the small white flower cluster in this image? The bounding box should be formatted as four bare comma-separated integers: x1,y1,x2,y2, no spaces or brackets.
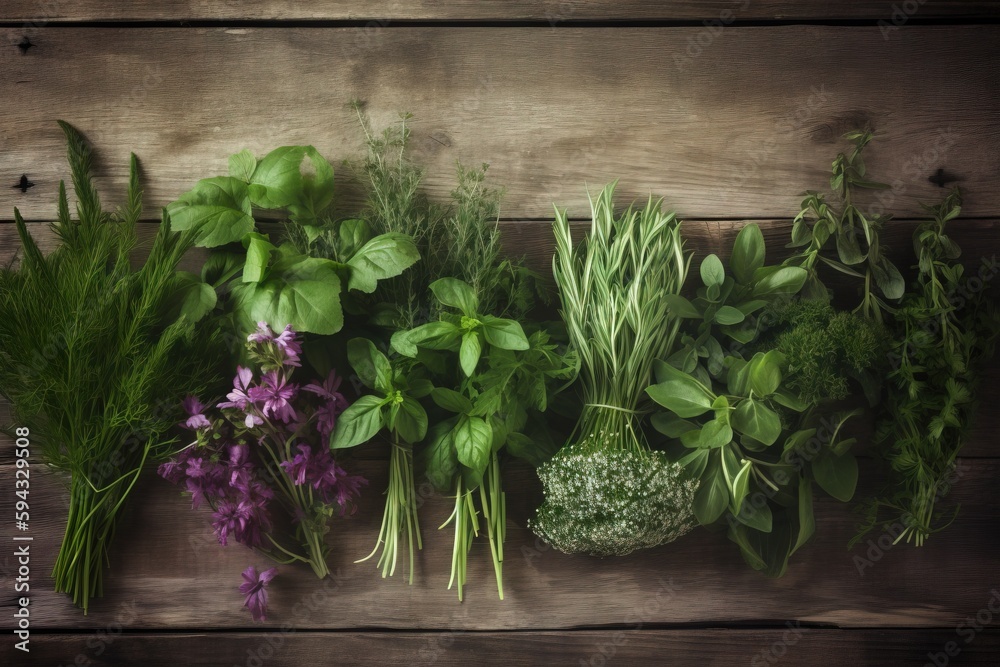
529,441,698,557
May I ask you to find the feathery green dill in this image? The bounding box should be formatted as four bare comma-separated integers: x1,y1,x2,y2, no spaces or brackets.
0,123,224,613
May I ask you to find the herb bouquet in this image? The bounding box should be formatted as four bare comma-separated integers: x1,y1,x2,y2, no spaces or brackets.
160,322,367,585
529,183,699,556
0,123,225,612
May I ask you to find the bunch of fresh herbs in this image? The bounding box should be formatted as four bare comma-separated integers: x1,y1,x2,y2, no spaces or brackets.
159,323,366,590
529,183,699,557
854,190,1000,546
647,224,877,575
0,123,225,612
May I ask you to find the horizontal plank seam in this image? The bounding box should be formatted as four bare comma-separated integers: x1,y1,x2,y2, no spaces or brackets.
2,18,1000,29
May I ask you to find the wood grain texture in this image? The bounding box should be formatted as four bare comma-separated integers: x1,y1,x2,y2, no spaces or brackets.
3,1,1000,22
2,26,999,220
1,458,997,630
6,629,1000,666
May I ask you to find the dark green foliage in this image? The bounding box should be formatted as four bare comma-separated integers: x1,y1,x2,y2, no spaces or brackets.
0,124,225,612
854,189,1000,547
762,299,883,403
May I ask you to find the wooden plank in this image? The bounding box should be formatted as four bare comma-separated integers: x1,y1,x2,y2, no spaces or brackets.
1,26,999,220
6,629,1000,666
1,458,997,630
3,1,1000,22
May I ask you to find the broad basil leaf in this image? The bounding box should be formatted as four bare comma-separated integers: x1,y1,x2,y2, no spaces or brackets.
346,232,420,293
330,394,384,449
167,176,255,248
430,277,479,316
731,398,781,446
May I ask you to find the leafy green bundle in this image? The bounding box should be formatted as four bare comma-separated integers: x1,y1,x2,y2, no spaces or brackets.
646,224,879,575
326,108,554,597
530,183,698,557
167,143,419,337
856,190,1000,546
0,123,224,612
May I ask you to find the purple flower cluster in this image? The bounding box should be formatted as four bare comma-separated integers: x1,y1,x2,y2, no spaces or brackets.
158,440,273,548
279,444,367,511
157,323,367,622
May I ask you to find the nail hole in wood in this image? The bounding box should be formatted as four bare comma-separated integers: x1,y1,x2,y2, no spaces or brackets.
929,168,958,188
13,175,35,193
17,37,33,54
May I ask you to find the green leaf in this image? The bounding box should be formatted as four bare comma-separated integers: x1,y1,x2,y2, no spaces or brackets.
873,256,905,300
454,416,493,487
391,321,462,357
346,232,420,293
395,396,428,444
700,254,726,288
748,350,784,397
228,149,257,183
694,453,729,525
249,146,333,217
346,338,383,391
772,390,810,412
734,497,773,533
167,176,256,248
812,450,859,502
423,420,459,492
730,223,766,284
731,399,782,446
714,305,745,326
699,419,734,449
172,272,217,323
835,228,867,265
651,412,699,438
330,395,384,449
751,266,808,298
790,478,815,556
459,331,482,376
432,387,474,413
241,256,344,334
201,251,244,287
430,277,479,316
242,232,276,283
481,316,530,351
646,364,717,418
663,293,702,318
731,459,753,514
338,219,370,258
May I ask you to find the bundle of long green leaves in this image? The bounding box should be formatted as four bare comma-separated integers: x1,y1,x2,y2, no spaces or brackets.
0,123,223,612
530,183,698,557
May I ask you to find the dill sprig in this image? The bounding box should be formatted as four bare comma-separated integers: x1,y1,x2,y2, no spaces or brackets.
0,123,224,613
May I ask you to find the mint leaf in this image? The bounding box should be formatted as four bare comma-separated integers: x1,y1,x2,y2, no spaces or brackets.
346,232,419,293
167,176,255,248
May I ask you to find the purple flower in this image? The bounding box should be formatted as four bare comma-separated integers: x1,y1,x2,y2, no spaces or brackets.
227,443,254,491
257,371,298,424
184,458,227,509
272,325,303,367
303,370,346,407
313,401,339,440
157,459,187,485
181,395,212,430
279,444,312,486
248,322,302,367
239,566,277,623
218,366,258,411
212,500,243,547
307,448,368,510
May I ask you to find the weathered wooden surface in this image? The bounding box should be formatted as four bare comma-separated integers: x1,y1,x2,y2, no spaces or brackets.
2,26,999,221
7,630,1000,666
3,1,1000,22
1,458,998,630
